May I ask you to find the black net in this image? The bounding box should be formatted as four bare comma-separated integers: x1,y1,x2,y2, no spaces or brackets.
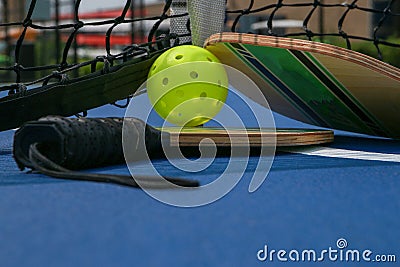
227,0,400,65
0,0,176,86
0,0,399,124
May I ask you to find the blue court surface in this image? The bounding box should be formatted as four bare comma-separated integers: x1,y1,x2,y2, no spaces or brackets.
0,92,399,267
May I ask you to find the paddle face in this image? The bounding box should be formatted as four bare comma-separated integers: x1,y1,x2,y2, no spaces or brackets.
159,127,334,148
205,33,400,139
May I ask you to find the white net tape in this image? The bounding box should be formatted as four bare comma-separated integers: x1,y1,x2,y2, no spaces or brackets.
170,0,191,44
170,0,226,46
188,0,226,46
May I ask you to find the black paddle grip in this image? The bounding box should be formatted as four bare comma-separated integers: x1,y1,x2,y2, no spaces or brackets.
13,116,162,171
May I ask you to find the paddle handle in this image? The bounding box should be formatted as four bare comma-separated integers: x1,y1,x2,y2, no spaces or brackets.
13,116,163,171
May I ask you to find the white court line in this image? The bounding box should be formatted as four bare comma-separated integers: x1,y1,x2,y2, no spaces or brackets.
282,147,400,163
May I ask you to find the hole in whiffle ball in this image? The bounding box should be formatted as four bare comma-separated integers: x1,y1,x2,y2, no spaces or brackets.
162,78,168,85
190,71,199,79
175,55,183,60
200,92,207,98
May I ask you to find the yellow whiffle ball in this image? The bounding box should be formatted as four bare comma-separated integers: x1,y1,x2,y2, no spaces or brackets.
147,45,228,127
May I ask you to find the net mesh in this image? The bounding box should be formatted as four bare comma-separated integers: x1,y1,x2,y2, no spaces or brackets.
188,0,226,46
0,0,399,116
170,0,191,44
